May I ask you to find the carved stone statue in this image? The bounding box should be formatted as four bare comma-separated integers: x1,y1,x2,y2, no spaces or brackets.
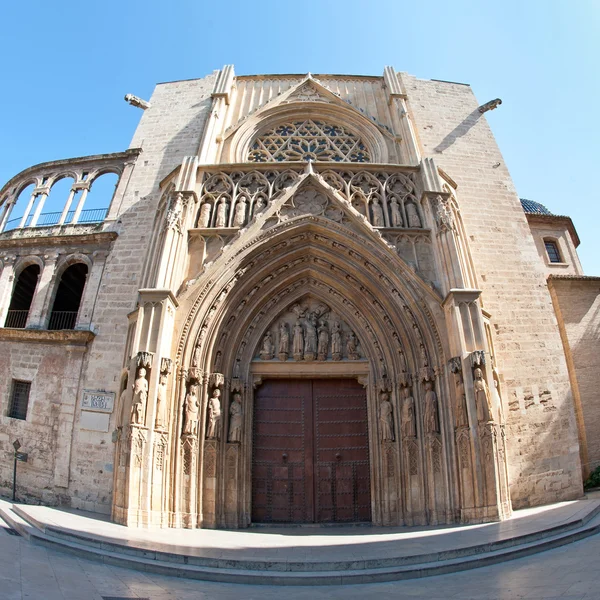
371,199,384,227
401,386,416,438
474,368,494,423
228,392,243,443
379,392,395,442
254,197,266,214
390,198,403,227
278,322,290,361
182,383,200,436
346,330,360,360
215,199,228,228
304,314,317,361
292,320,304,361
198,202,212,228
317,321,329,361
455,371,469,428
131,367,148,425
420,342,429,367
406,201,422,228
233,198,247,227
155,373,168,428
424,380,440,434
260,331,274,360
331,320,342,361
206,388,222,439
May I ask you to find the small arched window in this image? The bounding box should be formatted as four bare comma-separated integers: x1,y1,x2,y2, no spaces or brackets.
248,119,371,163
48,263,88,330
4,264,40,328
544,239,562,263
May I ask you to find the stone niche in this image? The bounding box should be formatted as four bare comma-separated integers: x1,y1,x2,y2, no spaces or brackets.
253,298,362,363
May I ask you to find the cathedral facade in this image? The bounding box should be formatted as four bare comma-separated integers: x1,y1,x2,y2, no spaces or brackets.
0,66,597,528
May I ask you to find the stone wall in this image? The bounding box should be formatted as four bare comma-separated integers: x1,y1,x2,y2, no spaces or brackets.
401,73,583,507
549,276,600,477
0,73,218,510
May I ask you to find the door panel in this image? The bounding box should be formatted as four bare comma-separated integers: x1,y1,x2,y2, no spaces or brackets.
252,378,370,524
313,379,371,523
252,380,313,523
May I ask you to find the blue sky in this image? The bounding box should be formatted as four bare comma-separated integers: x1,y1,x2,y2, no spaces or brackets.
1,0,598,273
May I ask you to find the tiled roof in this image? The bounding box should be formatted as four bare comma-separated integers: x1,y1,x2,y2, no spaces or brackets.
520,198,552,215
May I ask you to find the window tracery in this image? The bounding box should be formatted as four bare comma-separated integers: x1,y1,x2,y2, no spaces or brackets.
248,119,371,163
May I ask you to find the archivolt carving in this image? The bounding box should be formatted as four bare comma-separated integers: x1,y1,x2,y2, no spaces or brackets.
252,298,362,363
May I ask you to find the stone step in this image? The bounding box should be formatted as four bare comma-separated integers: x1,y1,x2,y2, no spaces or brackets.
2,501,600,585
7,501,600,573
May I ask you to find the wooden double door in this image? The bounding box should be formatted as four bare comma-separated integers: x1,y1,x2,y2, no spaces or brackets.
252,379,371,523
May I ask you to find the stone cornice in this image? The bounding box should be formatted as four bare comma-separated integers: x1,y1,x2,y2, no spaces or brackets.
525,213,580,247
0,328,95,345
0,148,142,199
548,274,600,282
0,230,117,249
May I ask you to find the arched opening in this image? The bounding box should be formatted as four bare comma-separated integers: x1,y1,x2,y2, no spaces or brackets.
48,263,88,330
38,177,74,226
2,183,36,231
5,264,40,328
82,172,119,223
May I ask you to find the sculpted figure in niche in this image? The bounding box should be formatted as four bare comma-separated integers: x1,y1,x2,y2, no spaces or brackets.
390,198,403,227
406,201,422,228
260,331,274,360
346,330,360,360
155,373,168,429
331,320,342,361
182,383,200,436
371,199,384,227
198,202,212,228
228,392,243,443
424,380,440,434
304,314,317,360
131,368,148,425
474,368,494,423
254,197,266,214
233,197,247,227
401,386,416,438
278,322,290,360
379,392,395,442
215,198,228,228
293,319,304,361
317,320,329,361
455,371,469,428
206,388,222,439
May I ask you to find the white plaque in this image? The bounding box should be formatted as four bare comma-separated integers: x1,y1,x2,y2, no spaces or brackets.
81,390,115,413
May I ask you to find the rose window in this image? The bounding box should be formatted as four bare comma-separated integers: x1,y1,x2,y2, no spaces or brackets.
248,119,371,163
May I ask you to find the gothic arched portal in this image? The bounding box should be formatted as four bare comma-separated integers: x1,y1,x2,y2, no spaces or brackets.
112,171,511,529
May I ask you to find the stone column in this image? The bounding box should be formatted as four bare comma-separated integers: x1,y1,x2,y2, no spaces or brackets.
76,251,108,330
111,289,178,527
442,290,511,522
0,254,17,325
26,253,59,329
29,187,50,227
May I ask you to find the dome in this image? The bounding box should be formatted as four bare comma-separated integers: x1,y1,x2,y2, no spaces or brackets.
520,198,553,215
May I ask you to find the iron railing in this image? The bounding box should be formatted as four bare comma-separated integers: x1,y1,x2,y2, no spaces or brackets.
47,311,78,330
3,207,108,232
4,310,29,328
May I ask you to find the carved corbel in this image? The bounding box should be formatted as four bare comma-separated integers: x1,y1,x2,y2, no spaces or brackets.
209,373,225,389
160,357,173,375
136,351,154,369
470,350,486,368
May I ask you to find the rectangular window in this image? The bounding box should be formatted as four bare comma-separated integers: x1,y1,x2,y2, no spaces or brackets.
8,380,31,420
544,241,562,263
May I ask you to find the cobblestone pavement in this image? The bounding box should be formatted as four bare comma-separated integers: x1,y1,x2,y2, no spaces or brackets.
2,522,600,600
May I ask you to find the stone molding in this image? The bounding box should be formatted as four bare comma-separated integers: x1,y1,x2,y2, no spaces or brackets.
0,328,95,345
